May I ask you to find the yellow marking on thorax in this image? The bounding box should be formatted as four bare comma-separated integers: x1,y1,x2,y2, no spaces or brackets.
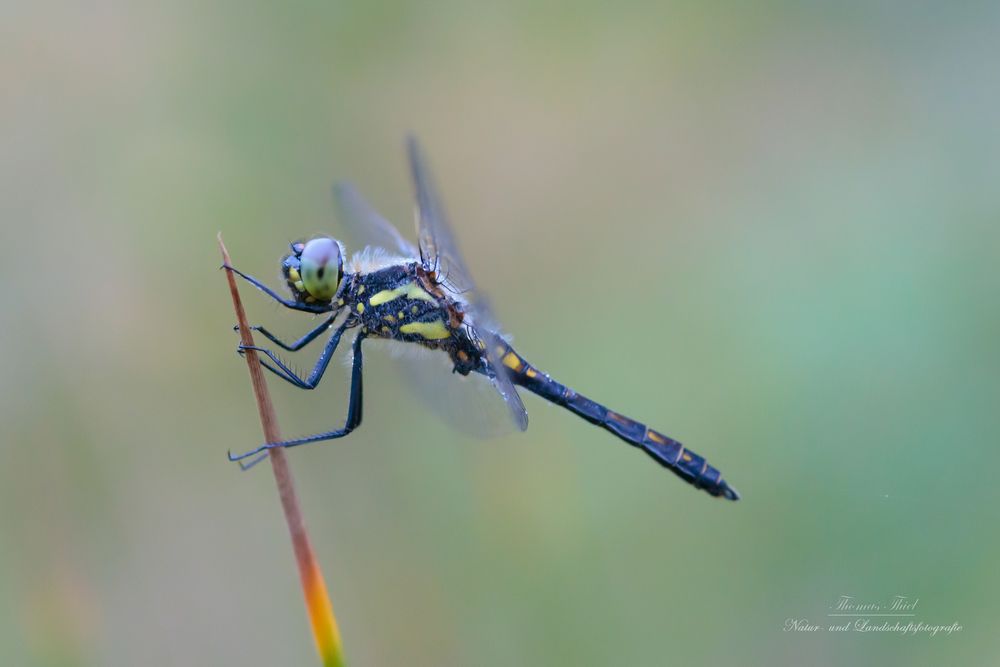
288,267,300,282
357,284,365,295
399,319,451,340
369,282,436,307
383,314,396,324
356,303,365,314
502,351,524,372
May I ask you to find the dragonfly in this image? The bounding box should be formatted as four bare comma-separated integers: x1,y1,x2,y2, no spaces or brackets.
224,137,740,500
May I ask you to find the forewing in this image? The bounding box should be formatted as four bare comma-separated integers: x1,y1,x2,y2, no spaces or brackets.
406,136,528,431
406,136,475,294
332,181,419,257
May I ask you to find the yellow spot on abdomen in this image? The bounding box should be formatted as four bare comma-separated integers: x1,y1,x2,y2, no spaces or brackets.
502,351,524,372
399,320,450,340
525,368,538,379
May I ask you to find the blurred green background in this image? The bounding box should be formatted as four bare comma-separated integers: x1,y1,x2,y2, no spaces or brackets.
3,2,999,665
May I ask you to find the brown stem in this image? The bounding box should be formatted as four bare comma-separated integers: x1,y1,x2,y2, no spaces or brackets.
218,233,345,667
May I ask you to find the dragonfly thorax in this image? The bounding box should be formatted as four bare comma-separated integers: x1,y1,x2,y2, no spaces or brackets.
348,262,484,375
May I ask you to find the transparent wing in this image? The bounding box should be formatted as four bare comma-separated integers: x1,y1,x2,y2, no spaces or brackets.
331,180,514,437
406,135,528,431
390,342,524,438
332,181,419,257
476,329,529,431
406,135,476,294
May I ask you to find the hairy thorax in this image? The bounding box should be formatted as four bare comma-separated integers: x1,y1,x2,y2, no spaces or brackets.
345,263,483,375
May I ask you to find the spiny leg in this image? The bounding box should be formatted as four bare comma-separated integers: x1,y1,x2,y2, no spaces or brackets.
234,315,335,351
222,264,331,314
229,332,366,463
237,347,309,389
238,318,353,390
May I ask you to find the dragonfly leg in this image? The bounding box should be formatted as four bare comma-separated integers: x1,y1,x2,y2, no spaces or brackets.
234,315,335,351
229,332,366,463
237,347,309,389
222,264,332,314
237,319,353,390
234,452,270,471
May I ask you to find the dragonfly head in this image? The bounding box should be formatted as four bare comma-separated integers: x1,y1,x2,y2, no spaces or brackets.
281,236,345,305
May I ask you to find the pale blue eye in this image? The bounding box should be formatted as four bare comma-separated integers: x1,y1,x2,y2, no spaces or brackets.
299,237,343,300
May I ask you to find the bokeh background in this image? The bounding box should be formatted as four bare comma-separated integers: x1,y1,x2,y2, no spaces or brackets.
3,2,999,665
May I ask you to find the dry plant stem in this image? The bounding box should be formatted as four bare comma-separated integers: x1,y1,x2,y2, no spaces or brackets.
219,234,345,667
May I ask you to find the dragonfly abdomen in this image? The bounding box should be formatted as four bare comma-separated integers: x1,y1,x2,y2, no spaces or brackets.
494,343,740,501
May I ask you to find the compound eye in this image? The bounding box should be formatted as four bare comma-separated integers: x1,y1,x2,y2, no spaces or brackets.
299,237,343,300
